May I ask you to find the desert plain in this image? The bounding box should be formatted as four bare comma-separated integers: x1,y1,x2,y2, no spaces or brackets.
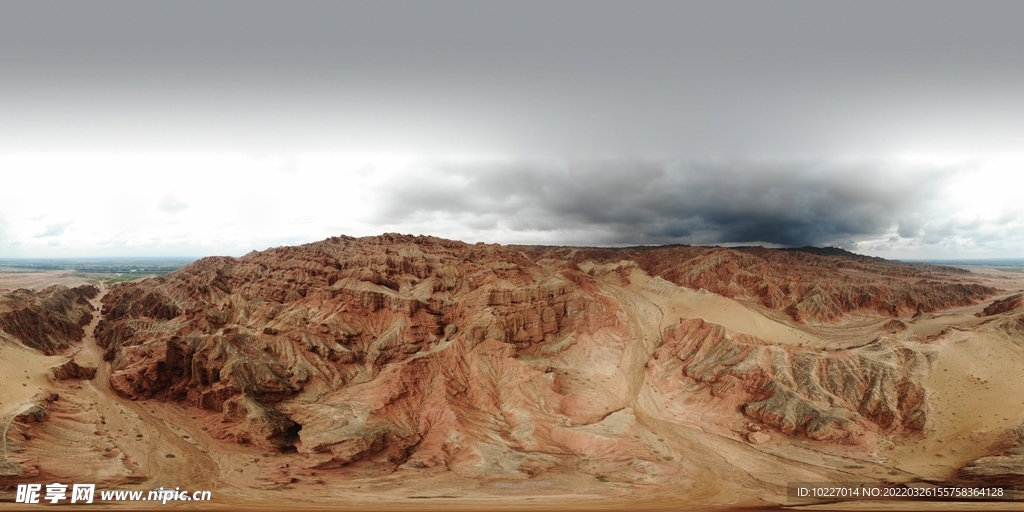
2,234,1024,511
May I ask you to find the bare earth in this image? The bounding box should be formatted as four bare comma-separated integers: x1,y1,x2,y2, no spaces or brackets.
0,270,98,292
2,237,1024,511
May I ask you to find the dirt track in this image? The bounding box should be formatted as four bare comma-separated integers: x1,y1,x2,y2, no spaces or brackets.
73,285,219,488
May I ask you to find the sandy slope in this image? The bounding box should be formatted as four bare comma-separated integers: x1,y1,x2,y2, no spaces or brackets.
0,343,63,454
0,271,97,292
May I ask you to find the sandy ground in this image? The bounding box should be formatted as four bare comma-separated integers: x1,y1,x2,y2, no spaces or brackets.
625,268,825,347
3,267,1024,510
881,266,1024,481
0,270,101,291
0,343,65,451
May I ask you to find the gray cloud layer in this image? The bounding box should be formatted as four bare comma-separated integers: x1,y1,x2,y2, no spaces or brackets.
2,3,1022,257
3,2,1024,156
373,159,961,247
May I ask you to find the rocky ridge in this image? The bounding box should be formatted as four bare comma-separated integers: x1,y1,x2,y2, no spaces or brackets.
978,293,1024,317
528,245,994,323
5,234,1013,499
94,235,619,462
646,318,932,444
977,293,1024,343
0,285,98,354
89,235,987,467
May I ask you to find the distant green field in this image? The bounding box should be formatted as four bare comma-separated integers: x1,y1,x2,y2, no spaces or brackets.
72,273,108,285
0,257,195,274
996,267,1024,273
104,273,154,285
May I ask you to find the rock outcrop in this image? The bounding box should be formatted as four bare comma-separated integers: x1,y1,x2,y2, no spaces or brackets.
978,293,1024,317
961,423,1024,483
95,234,619,455
6,234,1021,509
977,294,1024,342
49,359,97,381
1,392,135,484
530,245,995,323
0,285,98,354
648,319,932,443
91,234,982,465
997,314,1024,340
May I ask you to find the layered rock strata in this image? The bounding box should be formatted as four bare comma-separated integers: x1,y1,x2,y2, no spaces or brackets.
647,319,932,443
0,285,98,353
89,235,982,468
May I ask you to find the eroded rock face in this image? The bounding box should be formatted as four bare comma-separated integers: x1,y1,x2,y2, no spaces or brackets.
961,424,1024,483
92,234,975,465
978,293,1024,317
9,393,59,425
961,455,1024,482
96,235,618,454
1,392,134,484
649,319,932,443
531,245,995,324
998,315,1024,340
977,294,1024,342
49,359,97,381
0,285,98,354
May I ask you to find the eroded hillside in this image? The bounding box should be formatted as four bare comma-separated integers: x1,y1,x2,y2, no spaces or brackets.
3,235,1023,510
0,284,97,354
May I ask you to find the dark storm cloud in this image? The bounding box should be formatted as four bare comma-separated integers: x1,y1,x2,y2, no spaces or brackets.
374,159,957,247
3,2,1023,257
2,1,1024,155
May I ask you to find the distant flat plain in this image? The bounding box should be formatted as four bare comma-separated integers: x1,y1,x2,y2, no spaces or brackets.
0,258,195,291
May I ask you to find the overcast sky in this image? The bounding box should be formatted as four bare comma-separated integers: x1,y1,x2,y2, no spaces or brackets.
2,1,1023,259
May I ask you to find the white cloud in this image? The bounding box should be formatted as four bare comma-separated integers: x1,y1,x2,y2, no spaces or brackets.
33,222,71,238
157,194,189,213
0,154,1022,259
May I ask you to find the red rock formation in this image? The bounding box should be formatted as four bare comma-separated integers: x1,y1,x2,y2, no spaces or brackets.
977,294,1024,341
527,245,995,323
0,285,97,354
96,235,619,455
647,318,932,443
978,293,1024,317
48,359,97,381
93,234,983,463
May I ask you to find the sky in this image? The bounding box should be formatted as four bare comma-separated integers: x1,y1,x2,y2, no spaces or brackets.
2,1,1023,259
